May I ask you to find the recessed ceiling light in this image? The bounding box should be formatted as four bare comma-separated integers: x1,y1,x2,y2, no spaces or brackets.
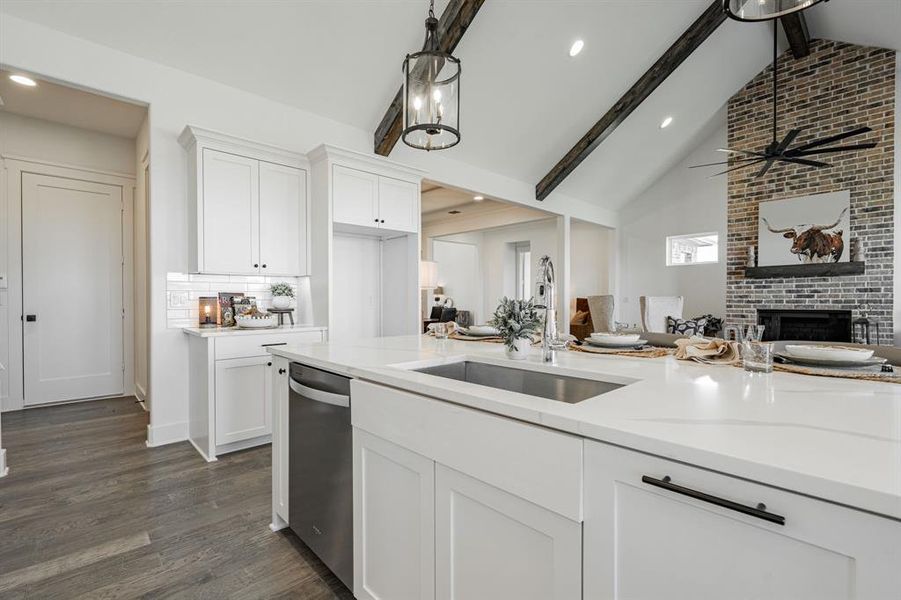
473,195,484,201
9,74,37,87
569,40,584,57
660,116,674,129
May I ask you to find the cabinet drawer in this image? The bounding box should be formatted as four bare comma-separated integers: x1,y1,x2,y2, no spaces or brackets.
583,440,901,600
215,331,323,360
351,380,583,521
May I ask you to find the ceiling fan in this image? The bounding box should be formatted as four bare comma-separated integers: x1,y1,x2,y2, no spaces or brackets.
692,19,877,178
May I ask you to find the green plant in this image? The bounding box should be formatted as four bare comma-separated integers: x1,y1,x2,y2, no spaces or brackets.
489,297,540,350
269,282,295,298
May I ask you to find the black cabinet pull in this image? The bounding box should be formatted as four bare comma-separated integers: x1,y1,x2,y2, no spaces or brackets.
373,218,378,223
278,368,286,375
267,362,272,367
262,264,267,268
261,342,287,347
380,219,385,223
25,314,37,322
641,475,785,526
253,263,259,268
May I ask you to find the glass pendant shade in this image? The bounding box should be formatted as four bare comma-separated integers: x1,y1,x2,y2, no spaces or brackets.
402,8,461,151
724,0,827,21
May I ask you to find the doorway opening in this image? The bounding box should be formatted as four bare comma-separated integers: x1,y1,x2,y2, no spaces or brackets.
0,69,149,417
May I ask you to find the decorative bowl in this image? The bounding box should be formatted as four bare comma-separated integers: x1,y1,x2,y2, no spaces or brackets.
235,314,276,329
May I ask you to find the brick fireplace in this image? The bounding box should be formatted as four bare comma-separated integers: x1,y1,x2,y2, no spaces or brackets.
726,40,895,345
757,309,852,343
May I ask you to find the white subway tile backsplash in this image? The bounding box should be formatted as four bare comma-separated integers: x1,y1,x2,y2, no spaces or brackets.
167,273,312,328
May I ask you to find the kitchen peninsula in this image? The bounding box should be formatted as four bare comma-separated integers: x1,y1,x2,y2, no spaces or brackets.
268,335,901,600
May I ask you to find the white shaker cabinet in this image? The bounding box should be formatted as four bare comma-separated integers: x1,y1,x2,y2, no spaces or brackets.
353,429,435,600
270,355,290,530
259,161,307,276
201,149,259,274
435,465,582,600
332,165,379,228
214,355,271,445
331,164,419,233
583,440,901,600
180,126,310,275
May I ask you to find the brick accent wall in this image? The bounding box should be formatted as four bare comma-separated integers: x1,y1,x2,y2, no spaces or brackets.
727,40,895,344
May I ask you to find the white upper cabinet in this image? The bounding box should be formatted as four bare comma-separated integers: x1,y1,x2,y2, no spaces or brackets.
332,165,379,228
259,161,307,276
377,176,419,232
180,126,310,275
201,149,260,274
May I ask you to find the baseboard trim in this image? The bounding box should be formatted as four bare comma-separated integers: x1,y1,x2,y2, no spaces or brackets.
145,421,188,447
0,448,8,478
134,383,148,405
188,437,217,463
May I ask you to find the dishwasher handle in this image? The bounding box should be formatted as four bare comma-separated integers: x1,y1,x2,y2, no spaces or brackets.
289,378,350,408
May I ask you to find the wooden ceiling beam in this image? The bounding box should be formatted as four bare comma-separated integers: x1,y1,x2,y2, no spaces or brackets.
373,0,484,157
535,0,727,201
780,11,811,59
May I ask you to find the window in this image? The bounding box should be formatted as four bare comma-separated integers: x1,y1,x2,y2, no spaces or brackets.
666,233,719,266
514,242,531,300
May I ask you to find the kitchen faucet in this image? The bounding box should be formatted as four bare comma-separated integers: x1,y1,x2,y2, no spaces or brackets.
535,255,567,363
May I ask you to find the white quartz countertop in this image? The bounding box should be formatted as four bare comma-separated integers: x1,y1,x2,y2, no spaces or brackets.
182,325,326,337
268,335,901,521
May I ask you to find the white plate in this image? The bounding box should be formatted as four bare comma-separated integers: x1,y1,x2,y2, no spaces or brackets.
584,337,647,349
589,333,641,344
461,326,499,336
775,353,887,369
785,344,874,363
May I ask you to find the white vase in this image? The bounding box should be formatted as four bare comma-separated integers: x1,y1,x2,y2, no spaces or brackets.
272,296,292,310
505,337,531,360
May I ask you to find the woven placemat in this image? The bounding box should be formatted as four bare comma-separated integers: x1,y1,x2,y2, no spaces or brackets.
571,344,672,359
773,363,901,384
447,332,505,343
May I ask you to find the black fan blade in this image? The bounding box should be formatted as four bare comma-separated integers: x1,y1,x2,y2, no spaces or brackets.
707,159,765,178
775,128,803,153
780,157,832,168
689,158,759,169
717,148,767,157
789,142,878,156
793,126,872,152
756,160,775,177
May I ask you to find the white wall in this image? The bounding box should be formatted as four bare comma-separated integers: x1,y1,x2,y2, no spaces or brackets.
0,14,618,447
134,115,150,405
436,219,558,323
0,112,136,175
617,124,728,328
570,220,614,300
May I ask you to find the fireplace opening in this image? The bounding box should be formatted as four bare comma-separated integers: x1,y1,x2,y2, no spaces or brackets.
757,309,852,342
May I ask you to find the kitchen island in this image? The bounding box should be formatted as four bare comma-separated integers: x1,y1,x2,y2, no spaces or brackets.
268,335,901,600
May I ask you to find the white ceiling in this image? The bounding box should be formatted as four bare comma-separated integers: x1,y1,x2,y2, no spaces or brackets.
0,68,147,137
2,0,897,210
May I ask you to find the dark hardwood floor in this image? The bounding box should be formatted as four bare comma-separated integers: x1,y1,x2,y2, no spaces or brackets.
0,397,354,599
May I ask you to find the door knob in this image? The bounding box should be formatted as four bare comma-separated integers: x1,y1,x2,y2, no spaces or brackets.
25,314,37,322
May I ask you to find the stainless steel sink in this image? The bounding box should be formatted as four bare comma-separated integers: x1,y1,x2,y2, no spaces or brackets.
412,361,623,404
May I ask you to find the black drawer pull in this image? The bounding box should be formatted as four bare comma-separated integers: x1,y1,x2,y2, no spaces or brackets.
641,475,785,526
260,342,288,347
278,368,286,375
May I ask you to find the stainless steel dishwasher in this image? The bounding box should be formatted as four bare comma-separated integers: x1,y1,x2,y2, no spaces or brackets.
288,363,353,591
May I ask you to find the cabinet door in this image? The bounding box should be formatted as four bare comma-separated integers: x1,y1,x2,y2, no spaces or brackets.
202,149,259,274
259,161,307,276
583,440,901,600
270,356,290,528
353,429,435,600
377,176,418,233
214,356,271,445
333,165,379,228
435,465,582,600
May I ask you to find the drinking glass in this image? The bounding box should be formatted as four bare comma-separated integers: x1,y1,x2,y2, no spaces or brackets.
434,322,449,339
743,340,774,373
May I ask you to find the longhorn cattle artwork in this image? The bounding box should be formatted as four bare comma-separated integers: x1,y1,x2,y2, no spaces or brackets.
757,191,851,267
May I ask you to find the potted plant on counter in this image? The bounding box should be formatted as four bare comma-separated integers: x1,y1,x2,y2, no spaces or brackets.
490,297,540,360
270,282,295,310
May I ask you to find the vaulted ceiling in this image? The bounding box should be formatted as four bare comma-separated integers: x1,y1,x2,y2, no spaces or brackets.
2,0,898,211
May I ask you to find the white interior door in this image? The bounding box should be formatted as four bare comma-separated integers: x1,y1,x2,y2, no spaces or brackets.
22,173,124,405
331,233,381,341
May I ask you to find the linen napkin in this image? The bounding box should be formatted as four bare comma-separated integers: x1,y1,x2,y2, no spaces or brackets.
674,336,741,366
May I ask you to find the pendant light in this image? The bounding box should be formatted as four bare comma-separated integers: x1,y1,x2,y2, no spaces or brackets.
723,0,828,22
402,0,461,151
